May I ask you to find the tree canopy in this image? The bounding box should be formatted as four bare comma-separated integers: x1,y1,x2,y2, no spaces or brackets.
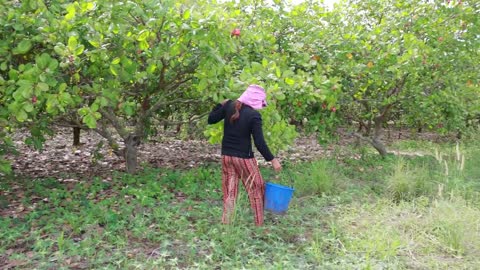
1,0,478,174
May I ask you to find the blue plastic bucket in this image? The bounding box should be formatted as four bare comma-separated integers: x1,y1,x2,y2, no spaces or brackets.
264,182,294,214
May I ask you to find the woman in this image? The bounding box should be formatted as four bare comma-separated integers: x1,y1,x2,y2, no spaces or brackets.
208,84,282,226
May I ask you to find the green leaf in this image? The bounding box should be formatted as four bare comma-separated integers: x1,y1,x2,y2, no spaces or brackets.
82,2,95,11
139,40,149,50
0,62,7,71
147,64,157,74
75,45,85,55
91,102,99,112
58,83,67,92
183,9,191,20
111,57,121,65
239,71,251,82
83,114,97,128
262,58,269,67
46,95,59,114
48,59,58,71
23,103,34,113
65,4,76,20
19,84,33,99
38,74,47,83
285,78,295,85
16,109,28,122
78,107,89,116
275,67,281,78
60,93,73,105
137,30,150,41
8,69,19,80
89,40,100,48
54,45,65,56
198,78,208,91
276,92,286,100
0,159,12,174
13,90,23,101
37,82,49,92
123,104,135,116
68,36,78,52
110,65,118,76
251,62,262,72
99,97,108,107
12,40,33,55
36,53,51,70
8,101,20,112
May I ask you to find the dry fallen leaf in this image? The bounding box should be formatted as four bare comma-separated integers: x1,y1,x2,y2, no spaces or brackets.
16,204,25,213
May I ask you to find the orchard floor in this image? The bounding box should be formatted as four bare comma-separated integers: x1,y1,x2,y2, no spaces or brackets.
6,126,445,180
2,127,478,269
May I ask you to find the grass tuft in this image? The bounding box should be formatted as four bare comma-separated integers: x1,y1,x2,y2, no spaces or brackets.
386,158,435,202
289,159,340,197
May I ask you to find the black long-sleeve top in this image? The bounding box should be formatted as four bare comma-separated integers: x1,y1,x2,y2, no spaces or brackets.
207,100,275,161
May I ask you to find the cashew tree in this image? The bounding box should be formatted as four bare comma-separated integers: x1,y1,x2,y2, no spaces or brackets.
57,0,249,173
1,0,303,174
204,0,342,148
1,0,79,174
317,0,479,155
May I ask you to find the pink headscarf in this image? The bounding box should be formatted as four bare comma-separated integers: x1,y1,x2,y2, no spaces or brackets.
237,84,267,110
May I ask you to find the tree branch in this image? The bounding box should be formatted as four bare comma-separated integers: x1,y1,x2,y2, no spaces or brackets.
156,15,167,43
378,73,410,121
145,98,200,119
158,57,168,89
164,55,199,86
53,116,88,129
54,122,89,129
165,77,193,93
352,132,374,144
94,121,123,157
128,10,145,26
100,108,129,140
386,73,409,97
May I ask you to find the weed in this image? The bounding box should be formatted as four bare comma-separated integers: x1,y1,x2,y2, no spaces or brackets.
290,159,339,197
386,158,435,201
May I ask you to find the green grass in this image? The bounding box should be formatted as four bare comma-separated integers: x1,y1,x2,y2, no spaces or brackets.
386,158,436,202
1,138,480,269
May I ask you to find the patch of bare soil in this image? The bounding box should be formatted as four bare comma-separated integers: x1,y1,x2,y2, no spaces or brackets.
4,128,336,181
4,126,449,180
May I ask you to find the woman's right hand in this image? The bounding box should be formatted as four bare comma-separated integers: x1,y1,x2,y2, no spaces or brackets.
271,158,282,173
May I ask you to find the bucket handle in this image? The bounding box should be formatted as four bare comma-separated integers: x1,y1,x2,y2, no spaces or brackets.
279,162,295,188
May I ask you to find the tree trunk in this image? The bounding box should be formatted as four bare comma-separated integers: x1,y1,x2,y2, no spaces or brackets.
124,134,141,174
372,116,388,157
73,127,81,146
365,120,372,136
372,136,388,157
